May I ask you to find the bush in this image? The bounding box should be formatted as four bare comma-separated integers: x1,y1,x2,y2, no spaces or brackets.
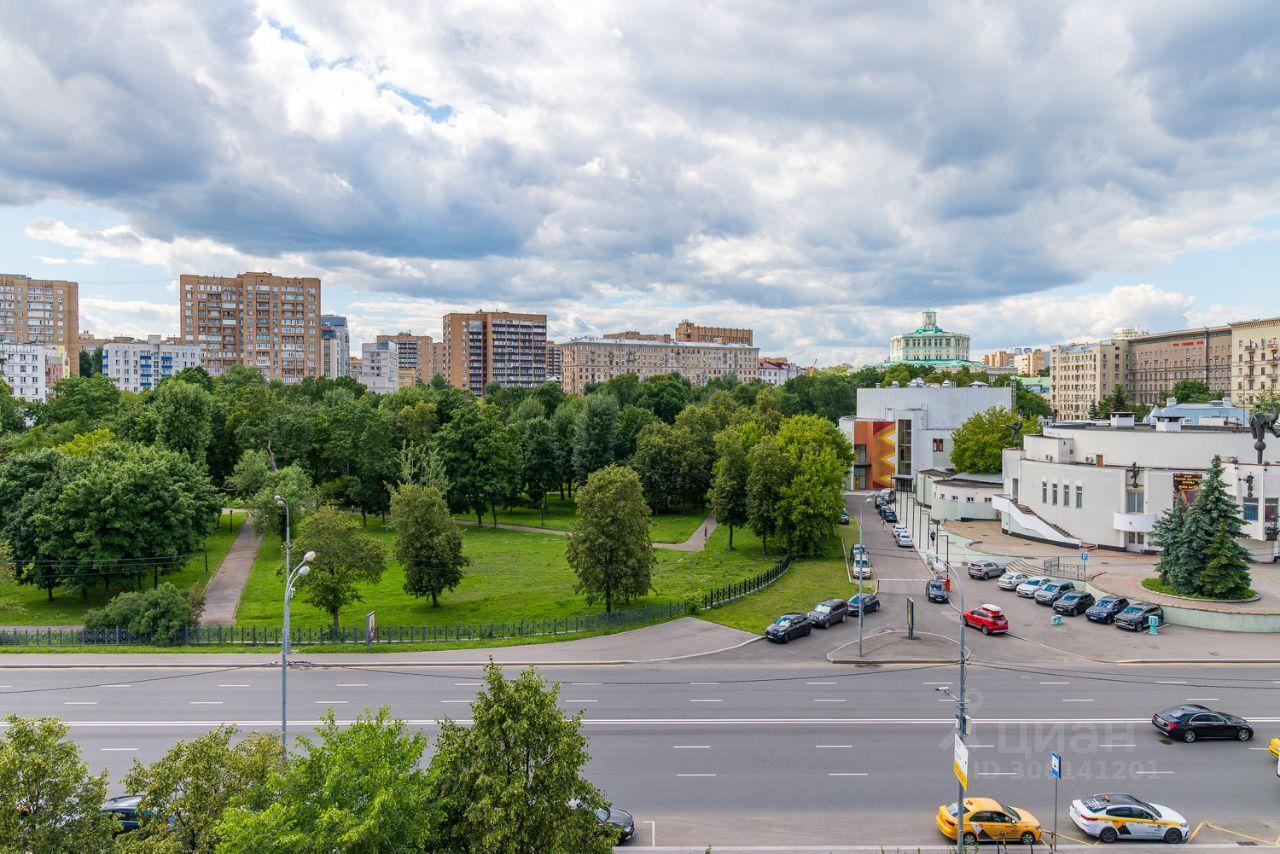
82,583,194,644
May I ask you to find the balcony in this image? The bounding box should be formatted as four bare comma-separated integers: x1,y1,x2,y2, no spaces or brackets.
1113,511,1156,533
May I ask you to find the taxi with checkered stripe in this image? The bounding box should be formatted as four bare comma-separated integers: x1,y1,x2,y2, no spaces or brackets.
935,797,1042,845
1069,793,1187,844
1270,736,1279,759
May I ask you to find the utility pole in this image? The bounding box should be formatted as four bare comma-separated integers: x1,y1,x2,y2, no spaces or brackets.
937,560,968,854
275,495,314,750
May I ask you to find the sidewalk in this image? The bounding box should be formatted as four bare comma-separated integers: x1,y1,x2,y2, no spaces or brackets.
198,521,264,627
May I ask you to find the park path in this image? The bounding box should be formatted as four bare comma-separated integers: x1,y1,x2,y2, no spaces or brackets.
198,518,264,627
454,511,718,552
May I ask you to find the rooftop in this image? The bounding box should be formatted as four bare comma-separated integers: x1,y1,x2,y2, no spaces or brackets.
565,335,756,350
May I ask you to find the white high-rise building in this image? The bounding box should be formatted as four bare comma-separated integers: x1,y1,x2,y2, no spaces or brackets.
102,335,204,393
321,314,350,378
358,340,406,394
0,343,56,402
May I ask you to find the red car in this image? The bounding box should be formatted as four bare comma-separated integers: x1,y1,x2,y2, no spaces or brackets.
963,604,1009,635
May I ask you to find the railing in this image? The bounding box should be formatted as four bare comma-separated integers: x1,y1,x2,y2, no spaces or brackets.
700,556,792,610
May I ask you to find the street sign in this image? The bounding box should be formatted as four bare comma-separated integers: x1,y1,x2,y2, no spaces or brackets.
1050,751,1061,779
1080,551,1089,562
953,734,969,789
366,611,376,650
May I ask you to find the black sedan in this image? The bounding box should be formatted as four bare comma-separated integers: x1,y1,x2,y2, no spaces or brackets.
1115,602,1164,631
1052,591,1096,616
1153,704,1254,743
847,593,880,615
808,598,850,628
102,795,143,833
1085,595,1129,624
925,579,950,604
595,806,635,844
765,613,813,643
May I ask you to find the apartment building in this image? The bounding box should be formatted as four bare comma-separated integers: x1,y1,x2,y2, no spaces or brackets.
357,340,413,394
674,320,753,346
759,357,805,386
178,272,321,383
102,336,204,393
376,332,437,384
559,332,759,394
321,315,350,379
1126,325,1231,406
0,344,58,402
0,275,79,364
1049,339,1131,420
546,341,562,380
442,311,547,394
1230,317,1280,408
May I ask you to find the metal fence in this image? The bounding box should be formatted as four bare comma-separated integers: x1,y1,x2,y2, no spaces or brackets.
0,556,793,648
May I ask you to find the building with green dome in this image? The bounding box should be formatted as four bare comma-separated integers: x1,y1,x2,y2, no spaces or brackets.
882,310,984,369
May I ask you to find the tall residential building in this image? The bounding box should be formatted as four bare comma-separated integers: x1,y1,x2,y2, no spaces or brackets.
674,320,753,346
442,310,547,394
1125,325,1231,406
1229,316,1280,408
357,340,408,394
376,332,437,383
178,272,321,384
982,347,1047,374
0,275,79,363
559,332,759,394
101,335,204,393
1049,339,1131,420
320,314,350,379
545,340,562,380
0,344,57,402
884,310,981,369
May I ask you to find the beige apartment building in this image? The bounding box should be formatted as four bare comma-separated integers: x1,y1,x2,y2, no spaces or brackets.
982,347,1046,374
1126,325,1231,406
1230,316,1280,408
442,310,547,394
178,272,321,383
559,331,760,394
1049,339,1130,420
0,275,79,363
546,340,562,380
675,320,753,346
376,332,438,384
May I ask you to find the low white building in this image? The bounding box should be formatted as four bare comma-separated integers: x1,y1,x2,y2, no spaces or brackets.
917,469,1002,522
997,412,1279,552
102,336,204,393
758,358,805,386
0,343,55,402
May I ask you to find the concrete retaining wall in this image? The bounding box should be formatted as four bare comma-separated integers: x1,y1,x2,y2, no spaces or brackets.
1083,582,1280,633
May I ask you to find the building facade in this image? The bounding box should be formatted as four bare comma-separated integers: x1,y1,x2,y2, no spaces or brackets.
758,357,805,386
545,340,562,381
1229,317,1280,408
1126,325,1231,406
558,333,759,394
0,275,79,364
178,272,321,383
981,348,1046,374
1049,339,1130,420
320,315,350,379
102,336,204,393
376,332,436,384
0,344,56,402
442,311,547,394
674,320,753,346
884,310,981,369
357,340,407,394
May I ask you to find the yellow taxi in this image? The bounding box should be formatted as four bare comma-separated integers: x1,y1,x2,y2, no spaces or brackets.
1270,737,1279,758
936,797,1044,845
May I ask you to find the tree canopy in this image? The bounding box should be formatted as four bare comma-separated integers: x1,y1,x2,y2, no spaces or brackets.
566,465,654,613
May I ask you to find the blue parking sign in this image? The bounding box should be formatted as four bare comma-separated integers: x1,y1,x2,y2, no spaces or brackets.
1050,751,1061,779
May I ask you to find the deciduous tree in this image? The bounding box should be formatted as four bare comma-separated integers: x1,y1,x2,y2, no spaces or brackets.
949,407,1036,474
153,378,215,462
520,417,561,523
708,430,750,548
572,392,618,484
566,465,654,613
747,437,792,555
392,484,468,607
295,507,388,632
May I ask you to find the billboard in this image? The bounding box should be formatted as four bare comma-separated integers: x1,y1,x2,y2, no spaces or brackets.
1172,472,1202,505
853,420,896,489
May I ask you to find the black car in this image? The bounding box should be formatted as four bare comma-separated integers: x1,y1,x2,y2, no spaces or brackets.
102,795,143,833
925,579,950,603
1085,595,1129,624
881,508,898,523
1152,704,1254,743
1115,602,1165,631
847,593,880,615
765,613,813,643
595,806,635,844
808,598,850,628
1053,591,1096,616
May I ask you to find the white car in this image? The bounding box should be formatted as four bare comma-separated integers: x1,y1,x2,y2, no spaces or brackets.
891,524,908,536
894,531,913,548
1015,577,1049,598
852,557,873,579
997,570,1031,590
1069,794,1188,845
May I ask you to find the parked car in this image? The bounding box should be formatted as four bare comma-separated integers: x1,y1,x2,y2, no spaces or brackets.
808,598,850,628
1015,577,1049,598
852,556,873,579
926,579,950,603
849,543,868,559
935,797,1043,846
102,795,144,833
1034,580,1077,606
963,604,1009,635
1115,602,1165,631
596,806,635,844
1053,591,1096,616
1069,794,1188,844
1085,596,1129,624
847,593,880,615
997,570,1031,590
967,561,1003,580
839,509,850,525
1152,704,1254,743
765,613,813,643
895,531,914,548
882,508,898,523
874,495,888,508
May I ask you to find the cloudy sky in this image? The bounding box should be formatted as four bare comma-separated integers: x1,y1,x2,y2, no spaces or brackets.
2,1,1279,364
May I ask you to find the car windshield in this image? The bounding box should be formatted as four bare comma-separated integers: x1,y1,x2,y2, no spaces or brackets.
1121,605,1144,615
946,802,960,817
1061,593,1079,600
594,807,610,822
773,617,792,626
814,604,831,614
1002,805,1022,820
1096,598,1116,607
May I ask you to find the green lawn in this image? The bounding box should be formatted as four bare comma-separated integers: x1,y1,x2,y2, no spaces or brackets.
0,511,247,626
236,518,776,629
454,494,706,543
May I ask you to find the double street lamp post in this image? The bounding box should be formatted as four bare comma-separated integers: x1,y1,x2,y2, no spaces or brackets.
275,495,315,749
936,558,967,854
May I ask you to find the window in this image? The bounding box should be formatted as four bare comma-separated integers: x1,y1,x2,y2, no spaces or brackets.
1125,490,1144,513
1243,498,1259,522
1041,481,1047,503
932,438,944,452
1052,484,1058,505
1075,485,1083,508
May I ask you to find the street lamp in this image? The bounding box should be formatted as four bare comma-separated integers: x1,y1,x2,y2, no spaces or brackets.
936,558,968,854
281,550,314,748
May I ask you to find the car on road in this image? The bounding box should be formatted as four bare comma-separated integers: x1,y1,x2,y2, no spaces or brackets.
997,570,1031,590
839,509,850,525
1153,704,1254,743
765,613,813,643
881,508,898,523
1115,602,1165,631
936,797,1043,845
891,522,908,534
1053,591,1096,616
1069,793,1188,844
1033,580,1077,605
894,530,914,548
967,561,1003,580
595,806,635,844
1015,576,1049,597
926,579,950,603
102,795,143,833
1270,736,1279,758
1085,595,1130,624
851,556,873,579
847,593,880,615
963,604,1009,635
808,598,850,628
874,495,889,508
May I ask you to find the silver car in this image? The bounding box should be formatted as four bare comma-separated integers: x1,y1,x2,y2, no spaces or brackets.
997,570,1030,590
1015,577,1049,597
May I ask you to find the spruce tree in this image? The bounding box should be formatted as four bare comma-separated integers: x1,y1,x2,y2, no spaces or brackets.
1151,498,1187,586
1200,524,1252,599
1188,455,1252,597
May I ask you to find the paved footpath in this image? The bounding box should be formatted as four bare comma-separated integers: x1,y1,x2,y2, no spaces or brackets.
198,520,264,628
456,511,718,552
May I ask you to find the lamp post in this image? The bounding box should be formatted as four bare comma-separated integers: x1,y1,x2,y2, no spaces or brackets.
274,494,316,749
936,558,968,854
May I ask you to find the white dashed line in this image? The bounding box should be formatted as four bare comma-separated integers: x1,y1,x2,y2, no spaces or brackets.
829,772,868,776
1156,680,1187,685
690,699,723,703
101,747,138,751
817,745,853,749
1184,698,1219,702
563,700,598,704
1098,743,1135,749
807,681,838,686
573,682,601,686
1039,681,1069,685
189,701,223,705
102,684,132,689
676,773,716,777
689,682,720,686
923,681,952,685
1062,698,1095,703
1134,770,1175,775
452,682,482,687
219,684,250,688
979,771,1019,776
336,683,367,688
316,700,349,705
673,745,711,749
441,700,470,704
64,701,97,705
815,698,847,703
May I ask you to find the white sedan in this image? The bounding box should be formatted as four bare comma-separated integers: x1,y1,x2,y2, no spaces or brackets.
1069,794,1188,845
894,530,914,548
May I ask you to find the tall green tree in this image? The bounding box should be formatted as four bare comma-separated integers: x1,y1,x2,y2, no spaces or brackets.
614,404,657,462
572,392,618,484
783,447,843,555
39,373,121,431
1184,455,1251,597
398,441,449,493
708,429,750,548
551,400,580,499
1200,523,1253,599
520,417,561,523
231,452,320,540
0,715,116,852
1151,497,1190,587
431,663,612,854
0,377,23,433
434,405,494,524
391,484,468,607
566,465,654,613
1168,379,1212,403
949,407,1036,474
746,437,792,555
477,419,523,526
154,377,215,461
295,507,388,632
634,373,691,422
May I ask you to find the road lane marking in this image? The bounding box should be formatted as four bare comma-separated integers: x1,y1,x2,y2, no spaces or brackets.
1098,743,1134,748
1156,680,1187,684
64,701,97,705
102,684,132,688
452,682,481,687
441,700,470,704
1039,681,1069,685
573,682,601,686
1185,698,1219,702
1246,747,1270,751
316,700,349,704
689,682,720,686
336,683,367,687
1133,770,1175,775
675,773,715,777
829,772,868,776
1062,698,1095,702
101,747,138,751
923,681,951,686
563,700,598,704
219,684,250,688
807,681,837,686
816,745,852,749
673,745,710,749
690,699,722,703
979,771,1019,776
814,698,847,703
189,701,223,705
966,744,994,748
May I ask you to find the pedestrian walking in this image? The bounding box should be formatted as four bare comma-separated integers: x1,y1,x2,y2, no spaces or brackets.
703,525,708,539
